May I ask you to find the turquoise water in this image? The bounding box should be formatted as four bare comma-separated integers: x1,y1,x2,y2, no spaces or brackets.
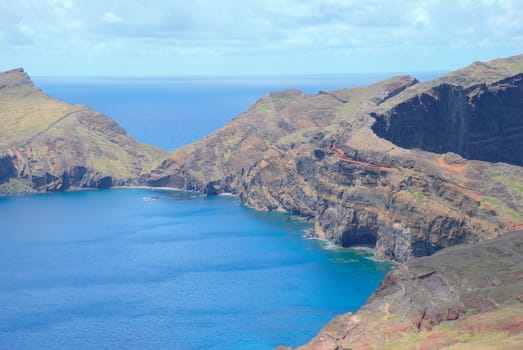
0,189,389,349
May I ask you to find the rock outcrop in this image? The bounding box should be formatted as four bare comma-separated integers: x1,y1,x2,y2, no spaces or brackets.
372,73,523,166
0,68,167,194
285,230,523,349
145,54,523,262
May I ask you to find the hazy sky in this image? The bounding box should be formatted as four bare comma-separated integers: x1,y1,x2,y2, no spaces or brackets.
1,0,522,76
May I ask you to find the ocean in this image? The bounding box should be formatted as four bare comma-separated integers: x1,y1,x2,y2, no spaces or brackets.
1,73,439,349
0,190,388,349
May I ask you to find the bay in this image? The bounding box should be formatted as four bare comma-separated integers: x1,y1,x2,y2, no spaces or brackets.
0,73,432,349
0,189,389,349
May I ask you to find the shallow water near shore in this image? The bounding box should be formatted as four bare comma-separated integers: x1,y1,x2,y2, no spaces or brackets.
0,189,389,349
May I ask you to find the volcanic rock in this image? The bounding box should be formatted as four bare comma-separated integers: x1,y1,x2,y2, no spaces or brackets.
145,54,523,262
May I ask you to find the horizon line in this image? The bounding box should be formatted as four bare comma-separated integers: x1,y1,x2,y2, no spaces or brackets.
30,70,447,80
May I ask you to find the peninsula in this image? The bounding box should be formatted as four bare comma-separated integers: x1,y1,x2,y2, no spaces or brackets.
0,68,166,195
145,54,523,262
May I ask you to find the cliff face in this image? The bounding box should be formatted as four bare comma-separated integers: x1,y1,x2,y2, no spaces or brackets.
146,54,523,262
286,231,523,350
372,74,523,166
0,68,166,194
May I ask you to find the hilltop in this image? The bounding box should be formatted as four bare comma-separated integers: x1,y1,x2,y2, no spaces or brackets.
0,68,166,194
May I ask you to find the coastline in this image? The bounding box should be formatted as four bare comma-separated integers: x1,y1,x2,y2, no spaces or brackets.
110,185,204,195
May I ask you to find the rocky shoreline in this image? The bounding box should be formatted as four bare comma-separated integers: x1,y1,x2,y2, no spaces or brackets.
1,54,523,349
280,231,523,349
0,68,167,195
145,54,523,263
141,54,523,348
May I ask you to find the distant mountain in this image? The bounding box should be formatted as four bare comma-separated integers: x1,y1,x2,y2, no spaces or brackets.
0,68,166,194
145,54,523,262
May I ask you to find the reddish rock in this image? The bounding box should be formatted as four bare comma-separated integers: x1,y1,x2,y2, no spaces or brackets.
447,307,462,321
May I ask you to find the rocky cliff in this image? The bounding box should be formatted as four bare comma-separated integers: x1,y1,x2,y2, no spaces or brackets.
282,230,523,350
372,73,523,166
2,58,522,349
0,68,167,194
145,54,523,262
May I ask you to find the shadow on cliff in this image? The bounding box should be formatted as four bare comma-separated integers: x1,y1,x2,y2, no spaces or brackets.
371,73,523,167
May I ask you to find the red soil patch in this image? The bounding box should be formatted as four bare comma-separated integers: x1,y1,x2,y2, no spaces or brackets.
384,325,411,339
331,145,397,172
238,134,268,154
445,181,482,202
421,332,457,350
500,316,523,335
436,154,469,173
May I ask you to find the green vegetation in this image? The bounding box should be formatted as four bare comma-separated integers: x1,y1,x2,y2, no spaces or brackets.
222,134,244,148
415,191,426,204
222,148,232,163
0,69,169,194
513,62,523,73
503,209,520,221
482,195,521,220
273,96,293,106
139,144,169,174
278,130,307,145
482,196,502,206
0,91,74,149
256,102,270,112
495,175,523,195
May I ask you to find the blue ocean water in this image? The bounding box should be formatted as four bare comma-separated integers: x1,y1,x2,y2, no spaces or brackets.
0,73,437,349
0,189,389,349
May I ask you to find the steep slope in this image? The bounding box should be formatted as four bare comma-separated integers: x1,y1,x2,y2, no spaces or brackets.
372,74,523,166
0,68,166,194
146,54,523,262
285,231,523,350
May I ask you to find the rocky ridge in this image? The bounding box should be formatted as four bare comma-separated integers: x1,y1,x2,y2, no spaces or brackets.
1,57,523,349
283,230,523,350
0,68,167,194
145,54,523,262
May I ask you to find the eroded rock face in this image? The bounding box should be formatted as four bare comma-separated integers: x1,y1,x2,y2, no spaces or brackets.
146,54,523,262
0,155,17,184
290,231,523,350
372,74,523,166
0,68,167,194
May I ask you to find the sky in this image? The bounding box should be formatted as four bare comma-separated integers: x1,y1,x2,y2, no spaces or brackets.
0,0,522,76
